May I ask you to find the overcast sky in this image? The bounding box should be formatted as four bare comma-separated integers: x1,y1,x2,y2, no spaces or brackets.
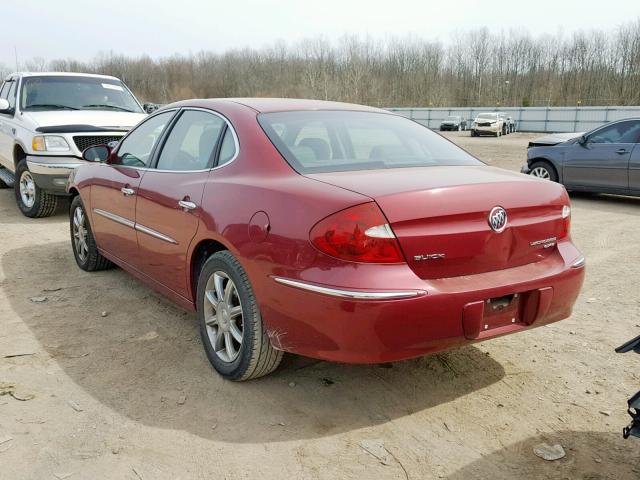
2,0,637,65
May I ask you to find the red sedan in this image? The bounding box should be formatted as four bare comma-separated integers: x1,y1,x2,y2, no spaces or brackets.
67,98,585,381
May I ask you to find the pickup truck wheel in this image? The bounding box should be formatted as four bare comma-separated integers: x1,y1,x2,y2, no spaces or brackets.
198,251,283,381
14,159,58,218
69,196,113,271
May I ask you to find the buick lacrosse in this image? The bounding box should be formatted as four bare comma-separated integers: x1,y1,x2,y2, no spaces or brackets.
67,98,585,380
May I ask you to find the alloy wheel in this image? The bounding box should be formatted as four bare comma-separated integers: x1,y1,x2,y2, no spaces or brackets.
203,271,244,362
72,206,89,263
531,166,551,180
19,170,36,208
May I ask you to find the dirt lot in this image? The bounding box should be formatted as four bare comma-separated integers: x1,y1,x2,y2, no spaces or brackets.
1,132,640,479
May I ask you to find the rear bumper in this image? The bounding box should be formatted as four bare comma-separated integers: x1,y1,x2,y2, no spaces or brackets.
26,156,84,194
259,241,585,363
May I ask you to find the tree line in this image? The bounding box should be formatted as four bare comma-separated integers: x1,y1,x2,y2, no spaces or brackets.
3,21,640,107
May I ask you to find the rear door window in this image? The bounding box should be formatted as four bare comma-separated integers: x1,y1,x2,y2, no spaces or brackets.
217,128,237,167
156,110,225,171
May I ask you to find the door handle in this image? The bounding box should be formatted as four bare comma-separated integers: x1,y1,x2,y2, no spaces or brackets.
121,187,135,196
178,200,197,211
616,148,628,154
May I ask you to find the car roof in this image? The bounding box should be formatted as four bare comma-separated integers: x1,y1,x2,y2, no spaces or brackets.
167,98,389,114
5,72,120,82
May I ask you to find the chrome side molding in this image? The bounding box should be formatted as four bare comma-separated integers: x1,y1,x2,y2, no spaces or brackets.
272,277,426,300
135,223,178,245
93,208,135,228
92,208,177,245
571,255,586,268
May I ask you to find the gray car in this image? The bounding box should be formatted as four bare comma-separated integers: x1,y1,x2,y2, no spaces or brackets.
521,119,640,196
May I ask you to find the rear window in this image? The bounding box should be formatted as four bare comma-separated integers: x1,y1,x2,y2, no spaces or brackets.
258,111,482,174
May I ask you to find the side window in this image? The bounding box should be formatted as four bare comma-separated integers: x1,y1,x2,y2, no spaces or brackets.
156,110,225,171
6,81,17,109
217,128,237,166
0,82,9,99
114,111,173,167
589,121,638,144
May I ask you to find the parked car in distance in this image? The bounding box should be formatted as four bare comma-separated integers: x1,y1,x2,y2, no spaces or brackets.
471,112,506,137
67,98,585,381
521,118,640,196
440,115,467,131
0,72,146,217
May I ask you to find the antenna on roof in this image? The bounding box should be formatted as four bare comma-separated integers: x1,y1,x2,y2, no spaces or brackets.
14,46,19,71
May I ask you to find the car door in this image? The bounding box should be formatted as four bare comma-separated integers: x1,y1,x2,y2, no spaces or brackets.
134,109,236,297
630,143,640,195
563,120,640,193
90,110,175,266
0,79,18,169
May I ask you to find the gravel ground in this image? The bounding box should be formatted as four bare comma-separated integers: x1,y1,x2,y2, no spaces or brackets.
1,131,639,479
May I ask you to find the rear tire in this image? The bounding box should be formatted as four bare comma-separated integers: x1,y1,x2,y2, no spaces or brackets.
14,159,58,217
69,196,113,271
529,161,558,182
197,251,283,381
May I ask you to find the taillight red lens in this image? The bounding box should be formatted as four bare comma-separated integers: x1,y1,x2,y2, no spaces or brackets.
309,202,405,263
559,204,571,239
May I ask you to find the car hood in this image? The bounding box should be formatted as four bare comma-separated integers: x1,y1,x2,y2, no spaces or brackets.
23,110,147,130
528,132,584,147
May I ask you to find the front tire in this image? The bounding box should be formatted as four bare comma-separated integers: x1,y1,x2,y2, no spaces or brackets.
14,159,58,217
197,251,283,381
70,196,113,271
529,161,558,182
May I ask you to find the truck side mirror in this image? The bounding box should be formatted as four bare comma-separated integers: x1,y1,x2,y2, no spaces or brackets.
0,98,13,114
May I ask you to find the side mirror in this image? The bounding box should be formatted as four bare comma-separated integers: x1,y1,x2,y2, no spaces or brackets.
0,98,13,114
83,145,111,162
577,135,588,145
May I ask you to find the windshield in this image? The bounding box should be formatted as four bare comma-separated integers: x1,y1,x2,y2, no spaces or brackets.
20,76,143,113
477,114,497,120
258,111,483,174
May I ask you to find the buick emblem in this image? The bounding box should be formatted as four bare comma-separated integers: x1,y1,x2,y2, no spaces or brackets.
488,206,507,233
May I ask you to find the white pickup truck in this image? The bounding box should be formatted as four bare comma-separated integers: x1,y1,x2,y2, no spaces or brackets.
0,72,146,217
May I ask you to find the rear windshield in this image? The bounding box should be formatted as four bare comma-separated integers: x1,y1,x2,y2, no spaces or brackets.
445,116,460,121
258,111,482,174
477,113,497,119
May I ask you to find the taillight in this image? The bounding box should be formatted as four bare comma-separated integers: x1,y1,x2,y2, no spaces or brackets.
309,203,405,263
559,204,571,239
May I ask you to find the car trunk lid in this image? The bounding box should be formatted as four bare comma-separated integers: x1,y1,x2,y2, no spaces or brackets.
307,166,568,279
